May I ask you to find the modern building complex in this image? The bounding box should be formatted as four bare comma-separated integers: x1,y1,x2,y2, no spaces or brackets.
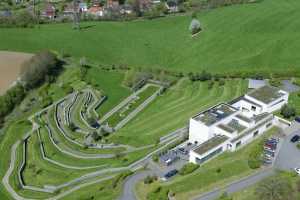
189,85,289,164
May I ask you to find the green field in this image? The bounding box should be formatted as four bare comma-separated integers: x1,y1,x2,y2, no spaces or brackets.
136,127,280,200
1,0,300,75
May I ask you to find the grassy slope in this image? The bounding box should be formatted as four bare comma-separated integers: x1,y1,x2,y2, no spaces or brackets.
110,79,247,146
1,0,300,74
85,67,131,116
136,127,280,200
231,172,300,200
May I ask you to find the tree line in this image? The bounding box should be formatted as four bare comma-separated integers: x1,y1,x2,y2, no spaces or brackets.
0,51,61,128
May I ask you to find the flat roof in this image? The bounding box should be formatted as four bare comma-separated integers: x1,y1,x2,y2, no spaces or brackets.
193,103,238,126
247,85,285,104
217,124,235,133
193,135,228,155
235,114,253,123
227,120,247,133
231,113,273,143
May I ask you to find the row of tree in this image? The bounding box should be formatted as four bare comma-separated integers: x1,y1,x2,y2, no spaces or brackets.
0,84,26,127
20,50,61,89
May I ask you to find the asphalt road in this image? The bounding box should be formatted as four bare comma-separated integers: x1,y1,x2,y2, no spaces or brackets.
275,129,300,171
118,171,155,200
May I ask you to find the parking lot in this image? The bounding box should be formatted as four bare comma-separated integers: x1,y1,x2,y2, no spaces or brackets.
275,130,300,171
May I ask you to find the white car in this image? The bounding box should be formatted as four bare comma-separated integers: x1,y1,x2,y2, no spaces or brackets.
294,167,300,175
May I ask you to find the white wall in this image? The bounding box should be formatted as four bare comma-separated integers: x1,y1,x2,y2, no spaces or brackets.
188,118,210,144
229,117,274,151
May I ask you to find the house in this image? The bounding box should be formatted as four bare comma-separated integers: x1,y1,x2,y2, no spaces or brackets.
120,4,133,15
87,4,104,17
165,0,178,13
79,2,88,13
189,85,289,164
43,3,56,19
107,0,119,8
248,79,267,89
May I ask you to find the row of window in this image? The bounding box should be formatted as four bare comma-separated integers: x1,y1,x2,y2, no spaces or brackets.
195,147,223,164
235,122,272,148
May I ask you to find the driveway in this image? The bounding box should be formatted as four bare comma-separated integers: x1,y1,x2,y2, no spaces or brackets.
274,129,300,171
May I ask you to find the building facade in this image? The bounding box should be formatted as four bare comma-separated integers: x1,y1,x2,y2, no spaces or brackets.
189,85,289,164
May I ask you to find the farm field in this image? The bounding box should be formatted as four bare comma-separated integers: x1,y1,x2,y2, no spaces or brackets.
0,51,32,95
1,0,300,75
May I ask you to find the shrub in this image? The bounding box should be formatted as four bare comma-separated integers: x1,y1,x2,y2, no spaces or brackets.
297,143,300,150
144,175,157,184
179,163,199,175
189,18,201,35
0,83,26,120
269,79,281,87
280,104,296,119
147,186,170,200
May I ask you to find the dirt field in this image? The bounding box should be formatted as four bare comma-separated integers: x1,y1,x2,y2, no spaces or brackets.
0,51,33,95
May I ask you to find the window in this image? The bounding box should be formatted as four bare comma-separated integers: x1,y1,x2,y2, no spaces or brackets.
236,141,242,148
253,130,259,137
196,147,223,164
251,106,256,111
266,123,272,128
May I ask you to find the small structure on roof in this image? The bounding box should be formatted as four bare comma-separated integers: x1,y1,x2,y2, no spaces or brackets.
248,79,267,89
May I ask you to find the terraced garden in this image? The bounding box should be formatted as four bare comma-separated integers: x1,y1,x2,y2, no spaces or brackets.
1,64,248,199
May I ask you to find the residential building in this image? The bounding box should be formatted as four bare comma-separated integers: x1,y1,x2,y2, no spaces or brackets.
189,85,289,164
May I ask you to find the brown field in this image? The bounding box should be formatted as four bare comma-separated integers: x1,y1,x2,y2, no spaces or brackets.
0,51,33,95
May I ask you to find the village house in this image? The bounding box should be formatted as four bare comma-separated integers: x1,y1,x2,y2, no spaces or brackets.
42,3,56,19
188,85,289,164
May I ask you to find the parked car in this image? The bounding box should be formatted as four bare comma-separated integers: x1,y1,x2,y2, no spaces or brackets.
264,150,275,157
178,148,188,155
263,159,272,165
264,142,277,148
162,169,178,181
264,146,275,152
295,117,300,123
290,135,300,143
294,167,300,175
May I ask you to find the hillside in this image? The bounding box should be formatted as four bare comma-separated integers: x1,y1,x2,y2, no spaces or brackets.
1,0,300,74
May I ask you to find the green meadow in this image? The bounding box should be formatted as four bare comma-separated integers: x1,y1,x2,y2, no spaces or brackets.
1,0,300,75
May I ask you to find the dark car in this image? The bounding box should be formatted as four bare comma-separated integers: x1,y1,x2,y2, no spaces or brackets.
291,135,300,143
162,169,178,181
178,148,188,155
295,117,300,123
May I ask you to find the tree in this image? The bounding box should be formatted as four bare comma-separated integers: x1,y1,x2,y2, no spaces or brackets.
256,176,294,200
280,104,296,119
20,51,59,89
189,14,201,35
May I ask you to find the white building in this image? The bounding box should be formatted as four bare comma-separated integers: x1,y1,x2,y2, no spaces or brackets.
189,85,289,164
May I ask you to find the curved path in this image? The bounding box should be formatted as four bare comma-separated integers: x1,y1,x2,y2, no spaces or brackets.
118,170,154,200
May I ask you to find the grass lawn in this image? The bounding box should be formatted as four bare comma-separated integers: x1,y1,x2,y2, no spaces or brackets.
85,67,131,116
109,79,247,146
1,0,300,75
135,127,280,200
22,133,89,187
288,92,300,116
230,172,300,200
106,85,160,127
